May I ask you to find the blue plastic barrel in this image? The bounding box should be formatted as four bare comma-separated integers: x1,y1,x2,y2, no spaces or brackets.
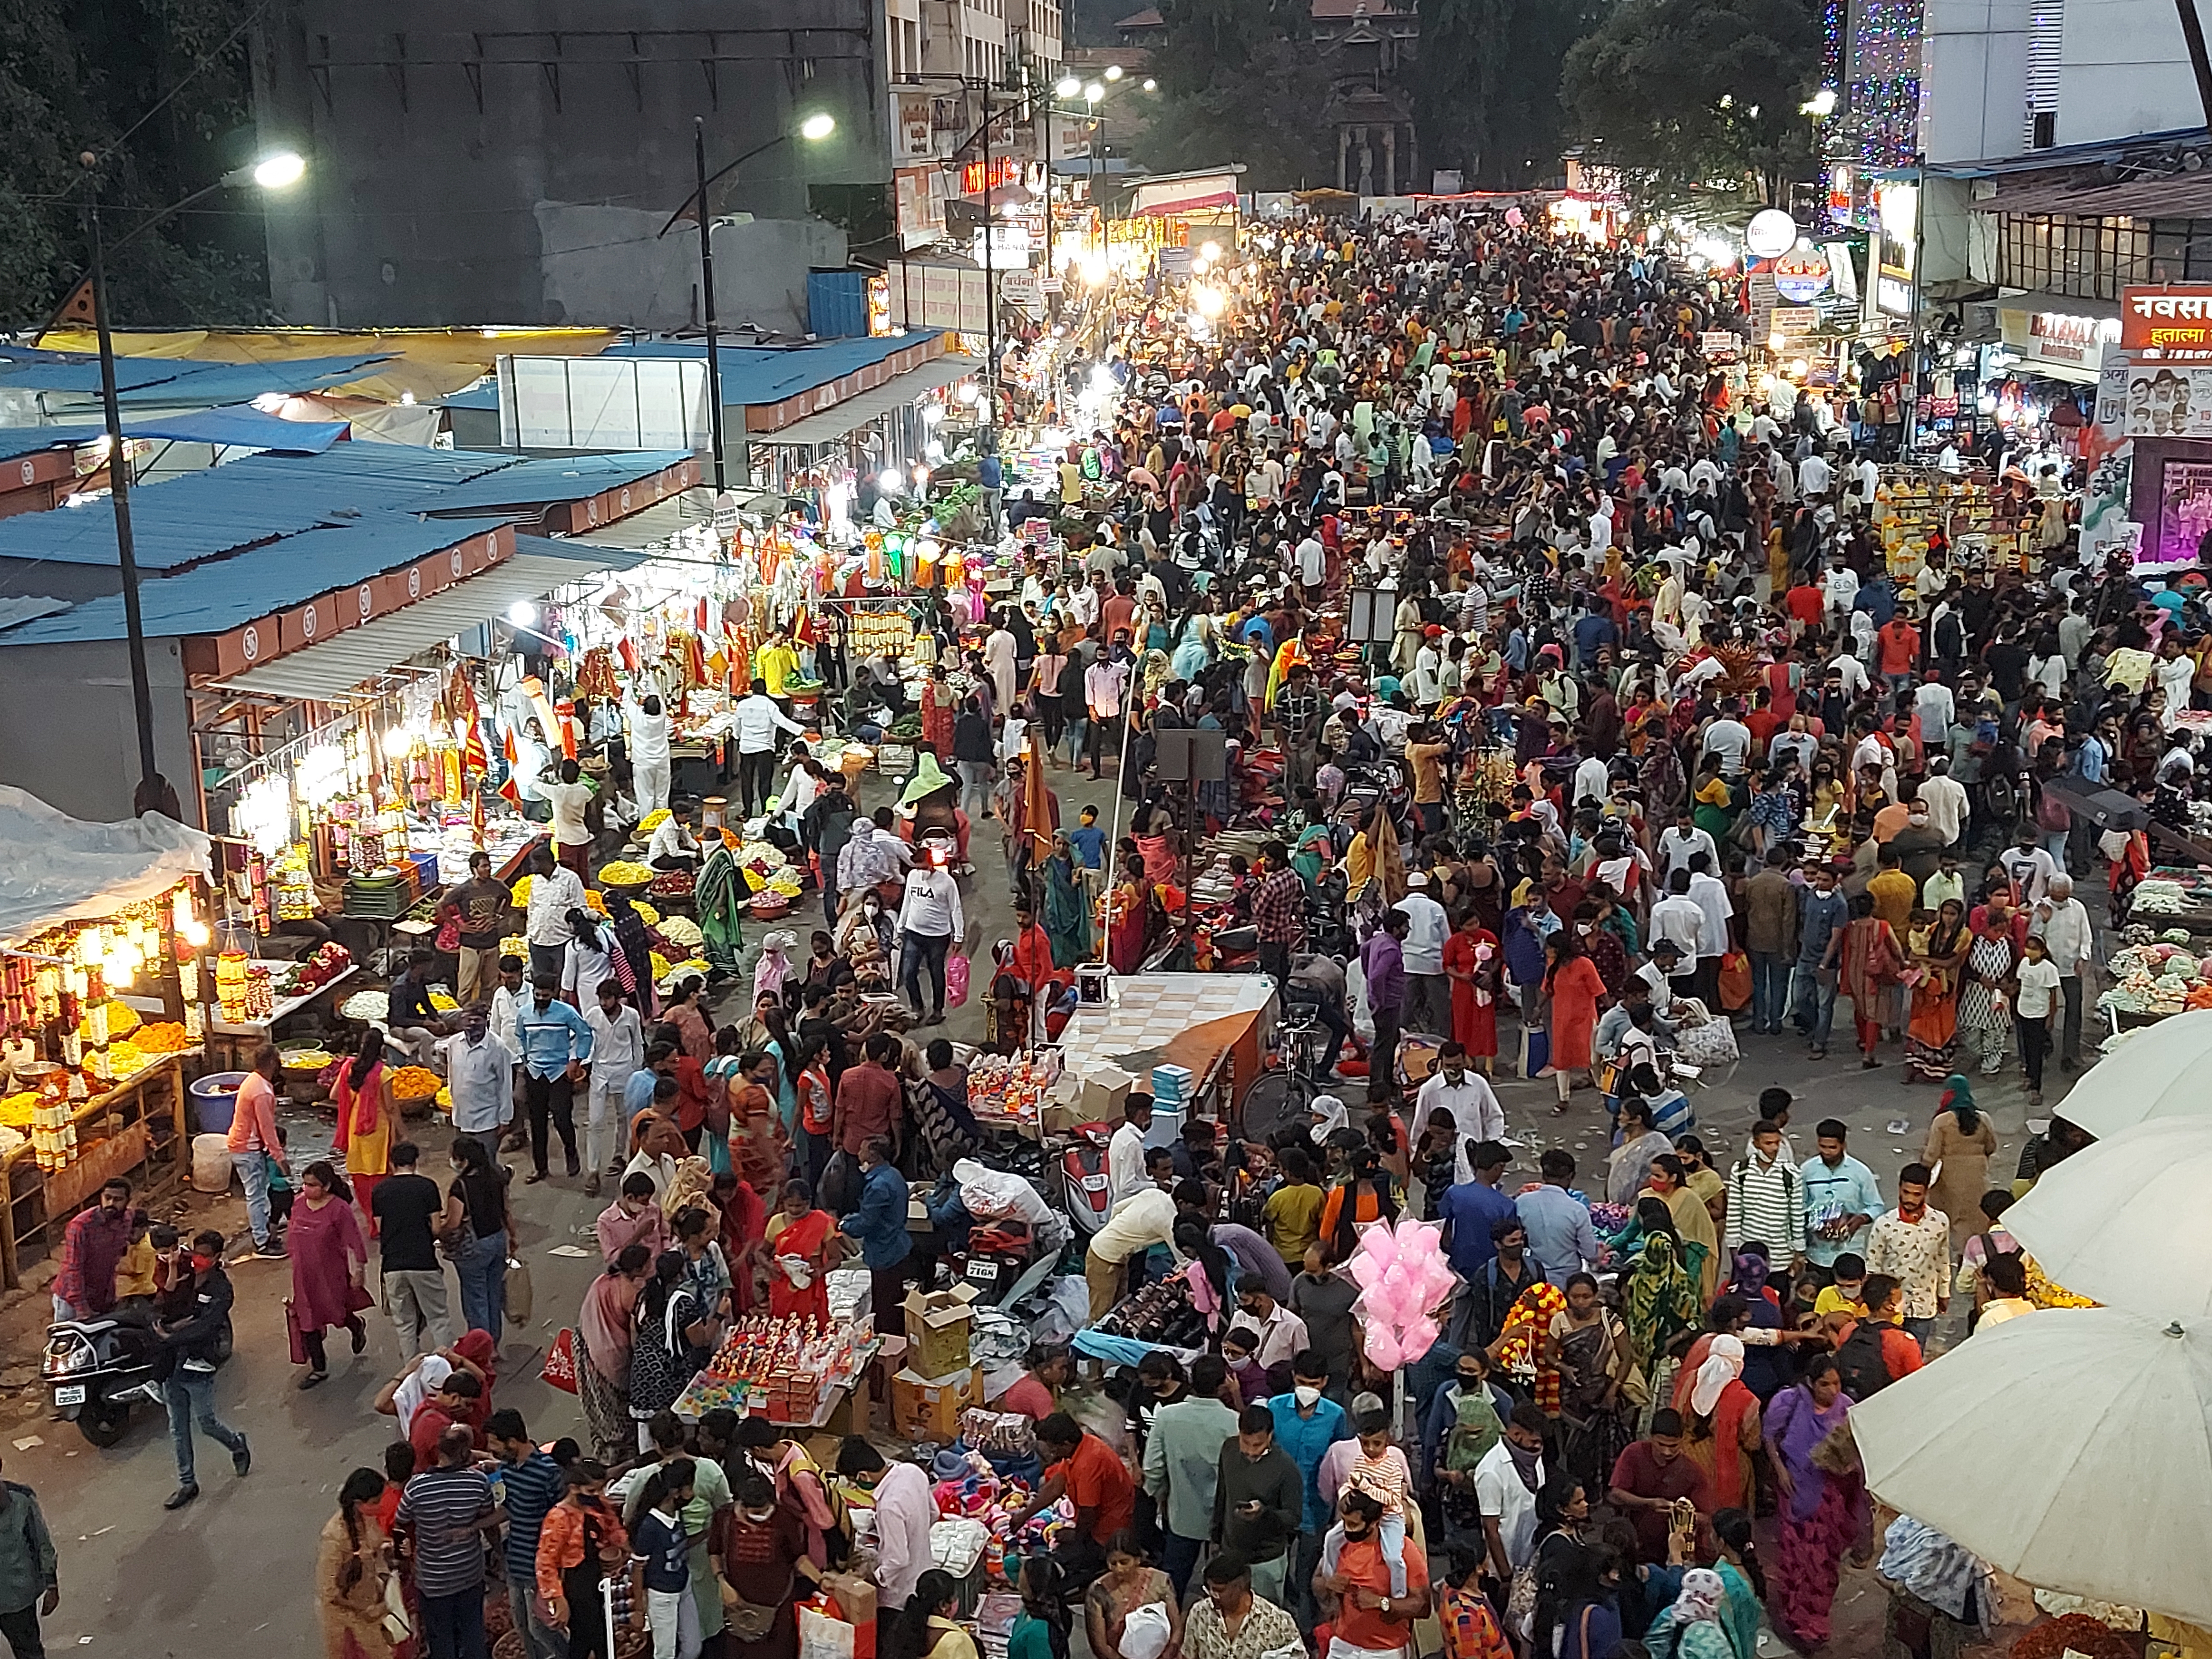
188,1071,247,1135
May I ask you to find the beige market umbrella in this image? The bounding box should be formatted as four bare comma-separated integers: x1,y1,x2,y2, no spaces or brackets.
2003,1117,2212,1320
2051,1007,2212,1137
1850,1306,2212,1627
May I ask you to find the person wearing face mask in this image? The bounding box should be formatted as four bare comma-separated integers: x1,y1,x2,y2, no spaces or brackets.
1420,1347,1512,1508
625,1458,701,1659
1315,1489,1431,1659
153,1228,250,1512
442,1003,517,1169
1472,1402,1550,1589
1213,1407,1301,1607
1228,1284,1309,1371
1143,1354,1242,1598
837,1439,935,1612
613,1413,732,1655
1267,1349,1352,1626
517,972,595,1185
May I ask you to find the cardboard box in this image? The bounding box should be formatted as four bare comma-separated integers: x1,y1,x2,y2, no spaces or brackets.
1077,1063,1133,1121
890,1364,981,1442
903,1283,979,1378
822,1369,873,1438
1151,1063,1194,1105
820,1571,880,1659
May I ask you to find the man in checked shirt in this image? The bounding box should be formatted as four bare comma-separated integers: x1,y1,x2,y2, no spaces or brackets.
1252,840,1306,992
1275,662,1325,799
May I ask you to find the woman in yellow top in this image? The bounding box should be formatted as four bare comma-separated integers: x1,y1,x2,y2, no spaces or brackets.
1344,809,1378,901
755,632,800,697
894,1571,983,1659
331,1027,393,1233
317,1468,397,1659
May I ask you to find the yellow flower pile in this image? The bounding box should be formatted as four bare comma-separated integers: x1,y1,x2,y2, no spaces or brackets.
135,1022,191,1053
283,1048,337,1072
435,1085,453,1111
389,1066,443,1102
105,1041,149,1078
585,890,608,916
100,1002,140,1038
598,860,655,886
0,1092,33,1128
500,935,527,961
510,874,533,906
649,951,672,982
638,808,671,834
634,900,660,927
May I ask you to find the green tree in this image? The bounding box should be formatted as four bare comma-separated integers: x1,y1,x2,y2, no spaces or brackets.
1416,0,1605,190
0,0,270,332
1560,0,1820,207
1152,0,1309,96
1136,38,1337,190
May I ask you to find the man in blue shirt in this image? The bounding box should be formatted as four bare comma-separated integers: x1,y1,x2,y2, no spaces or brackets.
1570,600,1618,673
1789,862,1851,1058
487,1408,564,1659
1437,1142,1516,1344
838,1135,914,1337
1800,1119,1885,1283
1514,1150,1599,1285
1268,1351,1351,1628
515,973,593,1183
1067,804,1106,872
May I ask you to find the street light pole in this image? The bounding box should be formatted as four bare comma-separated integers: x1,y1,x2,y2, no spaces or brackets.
695,117,730,492
982,77,997,448
80,172,159,794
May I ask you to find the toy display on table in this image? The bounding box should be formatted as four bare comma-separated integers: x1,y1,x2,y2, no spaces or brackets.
965,1052,1061,1124
674,1311,876,1423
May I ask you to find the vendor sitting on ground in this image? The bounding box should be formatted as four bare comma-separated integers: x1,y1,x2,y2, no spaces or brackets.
646,800,704,870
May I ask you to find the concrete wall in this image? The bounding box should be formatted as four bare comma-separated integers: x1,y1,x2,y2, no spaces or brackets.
1922,0,2032,164
2055,0,2205,145
252,0,887,327
0,639,200,827
533,205,848,334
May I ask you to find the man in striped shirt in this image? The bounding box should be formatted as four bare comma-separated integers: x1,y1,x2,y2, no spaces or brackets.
487,1409,565,1659
394,1424,498,1659
1723,1120,1806,1276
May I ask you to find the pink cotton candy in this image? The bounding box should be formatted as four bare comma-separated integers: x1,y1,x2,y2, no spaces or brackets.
1346,1254,1385,1291
1398,1315,1440,1365
1365,1326,1405,1371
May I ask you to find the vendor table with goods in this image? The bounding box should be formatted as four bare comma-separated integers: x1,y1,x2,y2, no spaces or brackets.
1051,972,1274,1127
2124,868,2212,935
0,1049,191,1288
204,945,360,1070
2098,931,2212,1031
671,1312,889,1430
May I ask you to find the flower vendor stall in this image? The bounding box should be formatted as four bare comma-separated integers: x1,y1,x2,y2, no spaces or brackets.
0,788,212,1287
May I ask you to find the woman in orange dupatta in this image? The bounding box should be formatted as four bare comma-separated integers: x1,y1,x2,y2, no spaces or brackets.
331,1029,393,1236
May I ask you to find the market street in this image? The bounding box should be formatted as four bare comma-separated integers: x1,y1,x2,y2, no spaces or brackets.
0,755,2045,1657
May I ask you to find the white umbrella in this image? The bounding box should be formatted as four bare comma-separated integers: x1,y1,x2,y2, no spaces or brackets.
1850,1306,2212,1627
2053,1007,2212,1137
2004,1117,2212,1319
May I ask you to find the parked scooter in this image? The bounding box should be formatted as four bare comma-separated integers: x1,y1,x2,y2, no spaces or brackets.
42,1312,232,1447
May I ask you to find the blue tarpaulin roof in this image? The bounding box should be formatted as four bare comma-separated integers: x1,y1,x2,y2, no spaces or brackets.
0,443,684,572
0,405,350,459
0,513,516,645
598,332,945,408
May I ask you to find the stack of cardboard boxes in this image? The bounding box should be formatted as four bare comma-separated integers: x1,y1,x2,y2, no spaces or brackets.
888,1283,984,1441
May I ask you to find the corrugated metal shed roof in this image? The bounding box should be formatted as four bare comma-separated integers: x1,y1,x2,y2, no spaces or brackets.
0,512,513,645
0,406,349,456
0,443,682,571
417,450,692,515
598,332,944,407
210,537,650,699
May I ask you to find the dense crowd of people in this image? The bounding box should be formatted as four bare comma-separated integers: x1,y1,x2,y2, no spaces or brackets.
20,204,2164,1659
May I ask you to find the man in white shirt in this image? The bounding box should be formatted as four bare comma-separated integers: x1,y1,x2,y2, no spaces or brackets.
1701,702,1753,777
523,848,586,986
1651,873,1709,997
2037,873,2096,1073
646,801,703,869
1474,1407,1549,1582
441,1006,515,1163
1414,1044,1505,1183
540,759,595,877
1394,874,1452,1038
1107,1097,1153,1205
581,980,643,1194
1656,812,1720,883
1685,853,1734,968
1828,642,1870,701
1822,557,1861,626
1917,756,1968,846
1571,750,1610,808
1798,449,1833,499
623,693,672,818
733,677,806,819
1999,827,2063,905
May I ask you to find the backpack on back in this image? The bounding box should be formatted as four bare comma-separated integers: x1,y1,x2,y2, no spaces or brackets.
1834,1319,1894,1401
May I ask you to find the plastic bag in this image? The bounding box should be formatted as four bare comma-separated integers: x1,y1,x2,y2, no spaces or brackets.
800,1601,856,1659
542,1327,580,1394
945,951,970,1008
1120,1603,1171,1659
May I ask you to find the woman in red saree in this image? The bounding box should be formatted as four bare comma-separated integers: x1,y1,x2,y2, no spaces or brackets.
1442,908,1501,1069
1106,856,1151,975
920,666,955,758
761,1179,837,1323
